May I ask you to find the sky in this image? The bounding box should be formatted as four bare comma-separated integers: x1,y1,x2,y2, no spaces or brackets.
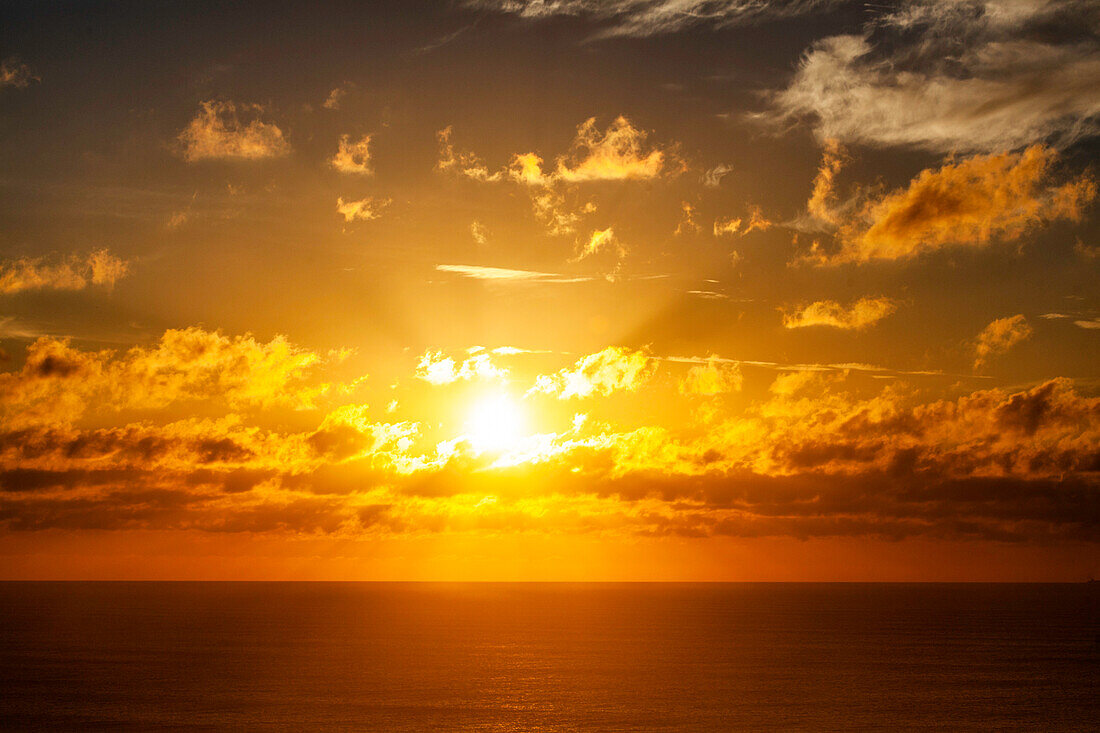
1,0,1098,580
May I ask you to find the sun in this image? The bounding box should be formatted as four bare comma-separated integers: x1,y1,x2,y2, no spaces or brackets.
465,392,528,452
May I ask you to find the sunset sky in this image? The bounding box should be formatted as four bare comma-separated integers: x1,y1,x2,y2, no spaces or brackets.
1,0,1098,580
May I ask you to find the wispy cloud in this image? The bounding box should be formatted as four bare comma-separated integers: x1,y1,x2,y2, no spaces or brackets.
0,250,129,295
336,196,390,222
435,264,593,283
764,0,1100,152
467,0,841,39
782,297,897,330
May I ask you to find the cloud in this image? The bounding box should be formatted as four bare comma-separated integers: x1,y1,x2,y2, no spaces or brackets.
508,152,553,187
974,314,1032,369
674,202,700,235
530,346,654,399
679,356,742,396
177,101,290,162
0,250,129,295
336,196,390,222
330,134,373,175
806,137,846,226
1074,318,1100,330
765,1,1100,152
466,0,840,39
0,328,335,428
0,58,37,89
1,329,1097,544
573,227,625,262
322,84,352,110
415,350,507,385
435,126,502,182
470,221,488,245
702,164,733,188
713,206,772,237
783,297,897,330
556,116,669,182
799,144,1096,264
435,264,592,283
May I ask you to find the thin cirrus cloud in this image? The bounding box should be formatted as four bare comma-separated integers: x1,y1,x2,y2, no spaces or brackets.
0,250,129,295
782,297,896,330
764,0,1100,153
466,0,840,39
177,101,290,162
798,143,1096,265
436,264,593,283
974,314,1032,369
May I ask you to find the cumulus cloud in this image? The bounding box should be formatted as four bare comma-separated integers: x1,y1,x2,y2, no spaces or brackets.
765,0,1100,152
0,58,37,89
336,196,390,222
799,144,1096,264
415,350,508,385
556,116,670,182
0,249,129,295
530,346,654,399
0,328,335,428
1,331,1098,544
177,101,290,162
974,314,1032,369
782,296,897,330
467,0,840,39
330,134,373,175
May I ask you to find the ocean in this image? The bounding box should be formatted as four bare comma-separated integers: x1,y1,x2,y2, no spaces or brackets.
1,582,1097,730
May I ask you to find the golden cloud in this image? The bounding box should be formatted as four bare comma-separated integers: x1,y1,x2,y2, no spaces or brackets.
435,126,502,182
336,196,390,222
530,346,654,399
782,297,897,330
330,133,373,175
0,327,334,428
555,116,668,182
974,314,1032,369
415,350,508,385
802,145,1096,264
0,249,129,295
177,101,290,162
679,356,743,396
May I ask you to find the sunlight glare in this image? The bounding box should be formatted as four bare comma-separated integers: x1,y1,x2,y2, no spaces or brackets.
465,392,528,452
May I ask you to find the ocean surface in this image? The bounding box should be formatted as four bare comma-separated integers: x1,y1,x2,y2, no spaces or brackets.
1,582,1097,731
